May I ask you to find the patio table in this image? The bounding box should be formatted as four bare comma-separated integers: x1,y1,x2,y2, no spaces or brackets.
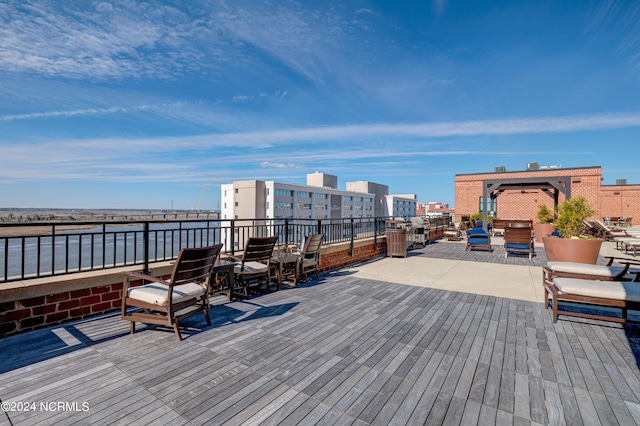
271,251,301,289
209,259,236,301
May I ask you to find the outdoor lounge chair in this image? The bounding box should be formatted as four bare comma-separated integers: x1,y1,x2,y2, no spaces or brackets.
298,233,325,282
466,227,492,252
543,258,640,323
543,259,637,285
121,244,223,340
230,236,279,297
544,277,640,323
491,219,508,236
444,222,464,241
504,222,534,259
592,220,630,241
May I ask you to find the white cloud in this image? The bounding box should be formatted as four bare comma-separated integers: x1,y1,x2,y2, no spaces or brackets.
260,161,298,169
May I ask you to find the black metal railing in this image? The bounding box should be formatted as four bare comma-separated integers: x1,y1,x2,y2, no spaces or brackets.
0,216,451,283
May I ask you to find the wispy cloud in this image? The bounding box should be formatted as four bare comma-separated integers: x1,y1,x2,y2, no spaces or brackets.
260,162,298,169
2,110,626,184
0,103,188,122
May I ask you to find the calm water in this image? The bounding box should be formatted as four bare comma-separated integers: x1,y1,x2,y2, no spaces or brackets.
0,222,224,280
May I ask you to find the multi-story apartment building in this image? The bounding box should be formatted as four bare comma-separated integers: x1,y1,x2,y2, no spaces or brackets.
221,172,419,221
385,194,417,219
220,172,376,221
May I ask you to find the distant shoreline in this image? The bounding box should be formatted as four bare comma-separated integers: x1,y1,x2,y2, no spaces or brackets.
0,209,220,237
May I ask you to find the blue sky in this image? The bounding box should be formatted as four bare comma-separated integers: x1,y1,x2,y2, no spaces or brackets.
1,0,640,210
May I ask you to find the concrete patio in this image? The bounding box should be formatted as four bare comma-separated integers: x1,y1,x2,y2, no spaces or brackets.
2,239,640,425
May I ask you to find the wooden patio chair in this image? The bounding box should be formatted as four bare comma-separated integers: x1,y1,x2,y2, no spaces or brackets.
592,220,629,241
298,233,325,282
465,227,492,252
229,236,279,297
491,219,508,236
444,223,463,241
121,244,223,340
543,258,639,285
504,222,534,259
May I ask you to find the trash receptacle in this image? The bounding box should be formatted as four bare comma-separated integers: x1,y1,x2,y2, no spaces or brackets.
386,220,408,257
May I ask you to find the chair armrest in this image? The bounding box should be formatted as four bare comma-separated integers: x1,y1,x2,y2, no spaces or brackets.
225,255,243,263
604,256,640,267
122,271,167,284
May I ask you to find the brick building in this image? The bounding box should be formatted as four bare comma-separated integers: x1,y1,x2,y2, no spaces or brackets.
454,165,640,225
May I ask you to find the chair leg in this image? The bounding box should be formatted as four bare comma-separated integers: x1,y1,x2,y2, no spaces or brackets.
130,321,135,335
204,307,211,326
174,320,183,341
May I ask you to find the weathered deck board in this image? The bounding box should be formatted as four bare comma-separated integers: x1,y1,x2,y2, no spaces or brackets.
3,270,640,424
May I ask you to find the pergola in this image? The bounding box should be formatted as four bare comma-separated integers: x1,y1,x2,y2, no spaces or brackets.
480,176,572,231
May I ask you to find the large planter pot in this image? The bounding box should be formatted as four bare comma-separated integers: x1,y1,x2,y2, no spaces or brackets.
542,236,603,264
533,223,556,243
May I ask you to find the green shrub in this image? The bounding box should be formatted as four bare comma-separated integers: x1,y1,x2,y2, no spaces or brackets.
554,197,595,238
536,204,554,224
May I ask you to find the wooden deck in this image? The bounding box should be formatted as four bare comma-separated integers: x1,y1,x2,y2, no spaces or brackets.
3,265,640,425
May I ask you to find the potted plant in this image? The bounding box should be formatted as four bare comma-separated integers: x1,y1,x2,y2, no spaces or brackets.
533,204,555,243
469,213,482,225
542,197,602,264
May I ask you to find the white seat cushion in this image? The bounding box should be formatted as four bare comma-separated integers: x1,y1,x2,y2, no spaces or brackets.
127,282,206,306
613,237,640,243
546,261,625,278
553,278,640,302
235,261,269,274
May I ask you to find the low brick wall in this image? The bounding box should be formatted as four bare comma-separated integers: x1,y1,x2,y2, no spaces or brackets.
0,237,387,338
319,238,387,272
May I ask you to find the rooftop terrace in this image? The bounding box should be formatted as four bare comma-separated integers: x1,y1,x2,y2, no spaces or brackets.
2,238,640,424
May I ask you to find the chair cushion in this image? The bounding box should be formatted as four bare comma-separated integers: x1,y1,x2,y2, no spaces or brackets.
547,261,625,278
235,261,269,274
127,282,206,306
553,278,640,302
302,258,317,266
506,244,532,250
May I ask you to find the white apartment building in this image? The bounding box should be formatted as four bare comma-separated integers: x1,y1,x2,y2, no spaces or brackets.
221,172,419,220
220,172,417,250
385,194,417,218
220,172,375,221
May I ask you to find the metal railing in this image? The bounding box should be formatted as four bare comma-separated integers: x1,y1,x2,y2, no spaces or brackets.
0,216,451,283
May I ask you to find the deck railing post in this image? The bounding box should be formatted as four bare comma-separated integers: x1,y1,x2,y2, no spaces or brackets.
284,218,289,246
51,224,56,276
373,217,378,250
143,222,150,275
350,218,355,256
230,219,236,256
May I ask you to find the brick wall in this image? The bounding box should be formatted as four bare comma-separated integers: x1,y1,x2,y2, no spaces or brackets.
1,238,388,338
0,281,145,337
600,185,640,223
454,167,607,223
319,241,387,271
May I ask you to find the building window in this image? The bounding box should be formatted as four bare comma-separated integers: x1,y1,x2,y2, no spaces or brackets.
343,205,353,210
297,203,312,210
275,189,294,197
315,204,327,210
297,191,311,198
275,202,293,209
235,188,238,193
315,193,328,199
234,202,238,207
344,196,352,201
